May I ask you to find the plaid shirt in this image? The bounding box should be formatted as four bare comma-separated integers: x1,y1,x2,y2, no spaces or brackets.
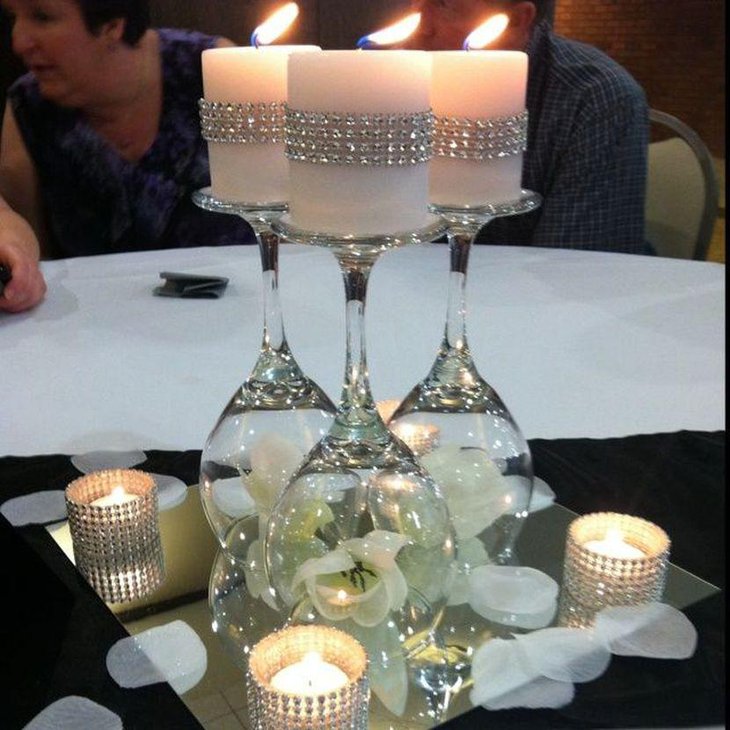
476,21,651,254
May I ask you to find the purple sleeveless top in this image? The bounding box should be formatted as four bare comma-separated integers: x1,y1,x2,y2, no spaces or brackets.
9,28,255,256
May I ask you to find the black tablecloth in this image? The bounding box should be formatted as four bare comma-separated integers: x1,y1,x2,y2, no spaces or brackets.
1,430,725,729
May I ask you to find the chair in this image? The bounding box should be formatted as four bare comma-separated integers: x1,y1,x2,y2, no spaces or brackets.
645,109,720,260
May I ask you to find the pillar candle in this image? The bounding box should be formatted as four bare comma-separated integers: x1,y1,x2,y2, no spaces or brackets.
201,45,319,204
287,50,433,235
430,50,527,206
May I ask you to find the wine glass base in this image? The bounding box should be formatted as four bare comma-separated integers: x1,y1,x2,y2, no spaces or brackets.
430,189,542,230
272,214,448,262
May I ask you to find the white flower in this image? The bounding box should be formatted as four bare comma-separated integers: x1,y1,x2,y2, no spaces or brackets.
242,433,305,532
421,444,515,540
291,530,410,627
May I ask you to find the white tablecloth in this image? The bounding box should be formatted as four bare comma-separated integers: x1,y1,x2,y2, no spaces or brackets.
1,244,725,456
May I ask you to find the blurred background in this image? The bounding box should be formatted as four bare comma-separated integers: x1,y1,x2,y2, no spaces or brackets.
0,0,724,260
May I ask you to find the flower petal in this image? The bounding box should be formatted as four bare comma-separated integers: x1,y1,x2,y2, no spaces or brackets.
352,582,392,627
593,602,697,659
468,565,559,617
344,529,410,570
515,627,612,683
291,549,354,592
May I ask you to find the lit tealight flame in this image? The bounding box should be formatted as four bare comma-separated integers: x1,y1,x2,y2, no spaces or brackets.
463,12,509,50
251,2,299,47
357,12,421,49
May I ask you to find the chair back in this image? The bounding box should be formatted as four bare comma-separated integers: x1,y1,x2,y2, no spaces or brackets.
645,110,719,260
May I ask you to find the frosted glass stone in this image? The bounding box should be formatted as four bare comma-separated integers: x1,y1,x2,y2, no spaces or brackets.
528,477,556,512
149,474,188,512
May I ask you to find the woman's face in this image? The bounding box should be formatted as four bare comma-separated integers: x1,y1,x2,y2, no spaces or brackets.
2,0,115,106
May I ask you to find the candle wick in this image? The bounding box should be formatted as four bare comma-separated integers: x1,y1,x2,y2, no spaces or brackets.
356,36,373,50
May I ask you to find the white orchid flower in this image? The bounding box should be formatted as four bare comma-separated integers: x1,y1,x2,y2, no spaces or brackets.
291,530,410,627
421,444,515,540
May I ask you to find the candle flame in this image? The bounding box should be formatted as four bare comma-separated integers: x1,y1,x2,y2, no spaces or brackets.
604,527,626,545
251,2,299,47
357,12,421,49
110,486,128,502
463,13,509,50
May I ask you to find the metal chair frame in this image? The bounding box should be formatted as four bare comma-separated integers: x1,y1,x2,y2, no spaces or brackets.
648,109,720,261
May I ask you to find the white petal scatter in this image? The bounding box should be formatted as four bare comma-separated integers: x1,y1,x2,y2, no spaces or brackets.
515,627,612,683
482,675,575,711
594,602,698,659
149,473,188,511
71,449,146,473
468,565,559,628
528,477,556,513
106,620,207,695
23,696,122,730
1,490,66,526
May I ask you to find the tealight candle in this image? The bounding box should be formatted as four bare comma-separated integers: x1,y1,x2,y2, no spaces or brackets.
375,399,400,424
390,422,441,456
286,50,433,235
583,528,646,560
562,512,670,612
270,651,349,695
89,485,139,508
247,625,369,730
430,49,528,206
65,469,165,604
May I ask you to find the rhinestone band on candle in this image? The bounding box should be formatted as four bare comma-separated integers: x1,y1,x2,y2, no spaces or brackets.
247,625,369,730
285,108,433,166
432,110,528,160
65,469,164,604
389,422,441,456
198,100,287,144
563,512,670,611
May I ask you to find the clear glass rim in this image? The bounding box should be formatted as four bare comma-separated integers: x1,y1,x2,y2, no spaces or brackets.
192,187,288,216
430,188,542,226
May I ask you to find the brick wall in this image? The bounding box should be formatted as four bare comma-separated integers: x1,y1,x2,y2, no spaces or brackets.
554,0,725,156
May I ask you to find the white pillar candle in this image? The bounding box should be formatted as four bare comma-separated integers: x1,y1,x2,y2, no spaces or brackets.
430,50,527,206
201,45,319,204
287,50,433,235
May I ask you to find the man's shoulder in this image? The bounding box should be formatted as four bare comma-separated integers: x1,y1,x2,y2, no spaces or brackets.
545,32,645,106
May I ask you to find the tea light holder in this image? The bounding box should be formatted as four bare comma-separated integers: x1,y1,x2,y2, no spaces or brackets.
375,399,400,424
247,625,369,730
562,512,670,612
389,421,441,456
65,469,165,604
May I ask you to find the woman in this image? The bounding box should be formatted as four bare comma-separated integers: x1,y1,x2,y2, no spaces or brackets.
0,0,254,313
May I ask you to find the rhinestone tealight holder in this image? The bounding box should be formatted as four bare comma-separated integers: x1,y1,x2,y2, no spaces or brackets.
247,625,369,730
562,512,670,614
65,469,164,604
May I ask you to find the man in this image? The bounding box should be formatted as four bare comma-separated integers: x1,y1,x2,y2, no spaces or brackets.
411,0,651,253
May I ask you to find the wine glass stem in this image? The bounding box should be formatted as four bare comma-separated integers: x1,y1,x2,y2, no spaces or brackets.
258,229,286,353
444,229,472,352
338,260,377,425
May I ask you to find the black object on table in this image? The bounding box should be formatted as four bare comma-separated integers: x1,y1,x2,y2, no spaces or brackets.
0,431,725,729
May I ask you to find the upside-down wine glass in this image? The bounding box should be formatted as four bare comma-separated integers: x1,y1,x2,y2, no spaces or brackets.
264,49,457,724
388,192,541,685
193,192,335,565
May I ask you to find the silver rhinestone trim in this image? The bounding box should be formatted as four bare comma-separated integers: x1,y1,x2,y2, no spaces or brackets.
285,106,434,166
198,99,286,144
433,110,528,160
